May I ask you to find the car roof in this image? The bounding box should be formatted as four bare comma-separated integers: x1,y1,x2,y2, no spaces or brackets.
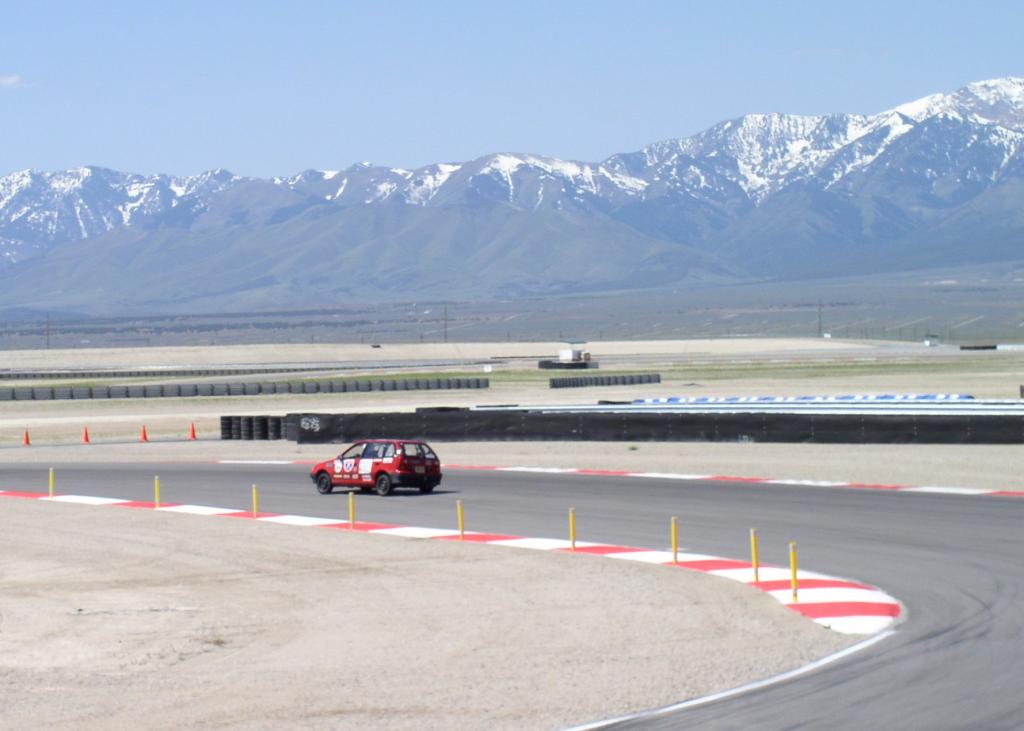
354,439,427,444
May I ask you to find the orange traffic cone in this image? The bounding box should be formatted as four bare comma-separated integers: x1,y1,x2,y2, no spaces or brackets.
140,424,149,443
82,426,91,444
188,422,197,441
22,430,31,446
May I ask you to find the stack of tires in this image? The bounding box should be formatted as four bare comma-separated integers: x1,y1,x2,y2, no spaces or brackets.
220,415,286,440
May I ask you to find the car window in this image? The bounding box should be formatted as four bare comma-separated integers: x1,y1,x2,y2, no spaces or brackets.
362,442,382,459
341,444,363,459
379,443,395,458
402,442,436,458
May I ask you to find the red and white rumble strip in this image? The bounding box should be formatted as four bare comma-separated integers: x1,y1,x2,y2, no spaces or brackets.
445,465,1024,498
217,460,1024,498
0,489,901,636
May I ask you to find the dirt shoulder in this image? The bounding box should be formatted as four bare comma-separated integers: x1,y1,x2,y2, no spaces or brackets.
0,499,850,730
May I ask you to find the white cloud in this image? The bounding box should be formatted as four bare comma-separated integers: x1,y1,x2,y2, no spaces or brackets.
0,75,23,88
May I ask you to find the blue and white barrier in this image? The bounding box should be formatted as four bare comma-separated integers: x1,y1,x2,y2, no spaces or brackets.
633,394,976,405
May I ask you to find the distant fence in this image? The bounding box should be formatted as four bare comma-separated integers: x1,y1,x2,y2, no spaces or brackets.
550,374,660,389
0,377,489,402
282,409,1024,445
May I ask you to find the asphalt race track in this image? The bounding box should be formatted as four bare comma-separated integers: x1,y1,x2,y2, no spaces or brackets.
3,462,1021,730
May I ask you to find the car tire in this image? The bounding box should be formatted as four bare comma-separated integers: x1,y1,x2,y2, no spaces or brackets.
374,472,393,496
316,473,334,495
418,484,435,493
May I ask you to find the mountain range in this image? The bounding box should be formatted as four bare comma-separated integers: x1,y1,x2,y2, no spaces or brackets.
1,77,1023,315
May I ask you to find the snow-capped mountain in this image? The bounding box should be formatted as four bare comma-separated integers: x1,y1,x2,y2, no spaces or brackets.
0,167,239,264
1,77,1023,313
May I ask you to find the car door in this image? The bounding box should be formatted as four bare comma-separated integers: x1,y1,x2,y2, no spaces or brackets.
334,443,365,486
357,442,380,485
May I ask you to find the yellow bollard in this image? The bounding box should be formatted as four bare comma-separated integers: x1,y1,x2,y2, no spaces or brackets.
671,516,679,564
252,484,259,516
750,528,760,583
48,467,55,498
457,499,465,540
154,476,161,508
789,541,799,603
569,507,577,552
348,491,355,529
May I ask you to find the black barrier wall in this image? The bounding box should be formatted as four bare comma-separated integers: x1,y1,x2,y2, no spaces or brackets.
0,377,489,402
550,374,660,389
280,410,1024,445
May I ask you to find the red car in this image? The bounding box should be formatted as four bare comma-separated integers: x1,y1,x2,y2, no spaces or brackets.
310,439,442,496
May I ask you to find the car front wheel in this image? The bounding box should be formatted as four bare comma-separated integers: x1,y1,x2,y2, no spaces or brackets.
316,473,334,495
374,472,393,496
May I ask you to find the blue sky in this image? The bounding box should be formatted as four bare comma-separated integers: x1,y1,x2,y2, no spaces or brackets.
1,1,1021,177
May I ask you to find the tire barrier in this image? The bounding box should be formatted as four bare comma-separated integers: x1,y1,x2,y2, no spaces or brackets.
0,360,492,381
221,416,286,440
0,366,347,380
0,377,489,402
551,374,660,389
282,410,1024,445
538,360,597,370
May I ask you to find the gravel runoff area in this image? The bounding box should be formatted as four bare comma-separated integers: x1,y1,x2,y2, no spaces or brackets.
0,499,851,731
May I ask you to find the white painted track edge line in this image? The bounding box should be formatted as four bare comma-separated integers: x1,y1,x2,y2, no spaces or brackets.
218,460,297,465
560,629,897,731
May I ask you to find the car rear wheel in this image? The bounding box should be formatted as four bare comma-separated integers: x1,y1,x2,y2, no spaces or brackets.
374,472,393,496
316,473,333,495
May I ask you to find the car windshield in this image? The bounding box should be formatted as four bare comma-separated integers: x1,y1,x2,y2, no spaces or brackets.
401,442,436,458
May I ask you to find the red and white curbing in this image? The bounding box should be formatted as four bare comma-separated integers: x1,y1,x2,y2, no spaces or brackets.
448,465,1024,498
216,460,1024,497
0,488,901,636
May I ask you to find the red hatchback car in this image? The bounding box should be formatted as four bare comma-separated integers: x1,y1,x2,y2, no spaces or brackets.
310,439,442,496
